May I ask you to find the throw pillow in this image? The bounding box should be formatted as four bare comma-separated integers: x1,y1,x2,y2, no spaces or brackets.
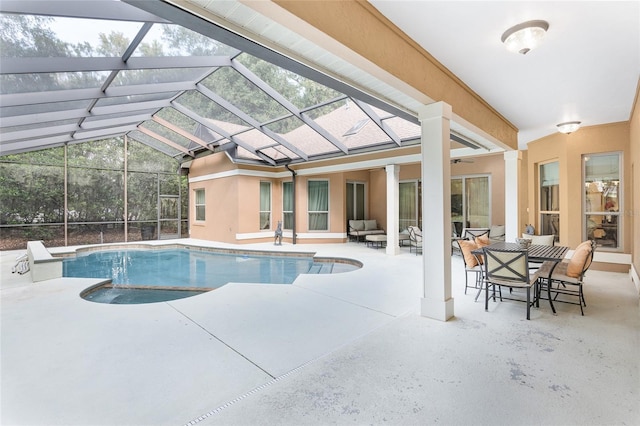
475,234,490,247
566,241,592,278
350,220,365,231
459,240,482,267
364,220,378,231
489,225,505,238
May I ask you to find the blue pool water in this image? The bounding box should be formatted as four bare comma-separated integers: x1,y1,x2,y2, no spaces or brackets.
66,248,359,304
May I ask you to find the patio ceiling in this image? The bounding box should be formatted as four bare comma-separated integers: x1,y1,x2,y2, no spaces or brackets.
0,0,485,167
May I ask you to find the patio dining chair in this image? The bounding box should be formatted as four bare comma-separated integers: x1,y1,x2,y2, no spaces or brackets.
483,248,540,320
462,227,490,240
537,240,596,315
521,233,555,270
407,226,422,255
456,239,484,295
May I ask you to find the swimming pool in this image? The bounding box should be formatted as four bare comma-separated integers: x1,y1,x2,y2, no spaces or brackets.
66,246,360,304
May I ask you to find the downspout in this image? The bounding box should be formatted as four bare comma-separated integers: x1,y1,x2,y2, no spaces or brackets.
285,164,297,245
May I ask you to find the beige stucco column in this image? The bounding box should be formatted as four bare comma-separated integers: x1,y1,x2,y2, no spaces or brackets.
504,150,522,242
385,164,400,255
418,102,454,321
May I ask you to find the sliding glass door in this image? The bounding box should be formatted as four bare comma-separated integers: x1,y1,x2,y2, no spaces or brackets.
346,181,366,222
399,180,421,231
451,175,490,235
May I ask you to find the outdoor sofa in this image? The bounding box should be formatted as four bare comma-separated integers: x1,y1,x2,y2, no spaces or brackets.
348,219,385,242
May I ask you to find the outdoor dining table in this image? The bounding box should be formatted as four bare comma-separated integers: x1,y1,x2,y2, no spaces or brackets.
472,242,569,314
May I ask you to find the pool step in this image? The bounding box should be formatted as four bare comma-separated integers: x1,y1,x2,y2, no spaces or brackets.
308,262,334,274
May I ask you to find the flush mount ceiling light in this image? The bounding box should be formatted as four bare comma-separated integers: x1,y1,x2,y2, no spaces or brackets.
557,121,581,134
501,20,549,55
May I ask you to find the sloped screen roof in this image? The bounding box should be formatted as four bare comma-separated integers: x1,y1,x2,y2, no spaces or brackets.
0,0,433,166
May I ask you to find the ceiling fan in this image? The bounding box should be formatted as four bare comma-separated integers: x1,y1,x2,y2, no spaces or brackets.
451,158,474,164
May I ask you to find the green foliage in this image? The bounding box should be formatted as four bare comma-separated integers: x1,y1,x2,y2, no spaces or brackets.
155,107,199,135
0,14,67,57
67,168,124,222
1,146,65,166
67,138,125,169
159,24,236,56
96,32,130,57
0,140,181,234
127,139,178,173
0,161,64,225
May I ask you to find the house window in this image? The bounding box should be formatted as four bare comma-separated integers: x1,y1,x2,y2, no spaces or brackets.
399,180,420,231
346,181,365,223
195,189,205,221
539,161,560,241
584,153,621,249
308,180,328,231
283,181,293,230
260,181,271,230
451,175,490,234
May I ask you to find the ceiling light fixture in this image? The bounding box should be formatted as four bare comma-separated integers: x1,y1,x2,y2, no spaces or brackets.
557,121,581,134
501,20,549,55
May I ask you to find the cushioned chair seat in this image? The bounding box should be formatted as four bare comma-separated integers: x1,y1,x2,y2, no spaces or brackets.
537,261,580,284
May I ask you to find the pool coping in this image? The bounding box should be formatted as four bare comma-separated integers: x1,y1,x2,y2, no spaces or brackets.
55,241,363,268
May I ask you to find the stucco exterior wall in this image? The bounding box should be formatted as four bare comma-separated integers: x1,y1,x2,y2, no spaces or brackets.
190,173,240,242
188,150,509,244
369,169,387,228
527,122,631,255
451,154,506,227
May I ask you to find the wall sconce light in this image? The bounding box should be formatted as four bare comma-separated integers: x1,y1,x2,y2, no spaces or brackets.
501,20,549,55
557,121,581,134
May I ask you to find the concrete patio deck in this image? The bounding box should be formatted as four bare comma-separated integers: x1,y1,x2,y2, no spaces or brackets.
1,239,638,425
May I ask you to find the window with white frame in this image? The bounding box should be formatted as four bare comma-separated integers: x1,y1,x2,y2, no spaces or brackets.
308,180,328,231
260,181,271,230
195,188,205,221
539,161,560,242
584,152,621,249
283,181,293,230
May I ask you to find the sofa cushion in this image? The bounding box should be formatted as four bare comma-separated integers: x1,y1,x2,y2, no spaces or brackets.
364,219,378,231
349,220,365,231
